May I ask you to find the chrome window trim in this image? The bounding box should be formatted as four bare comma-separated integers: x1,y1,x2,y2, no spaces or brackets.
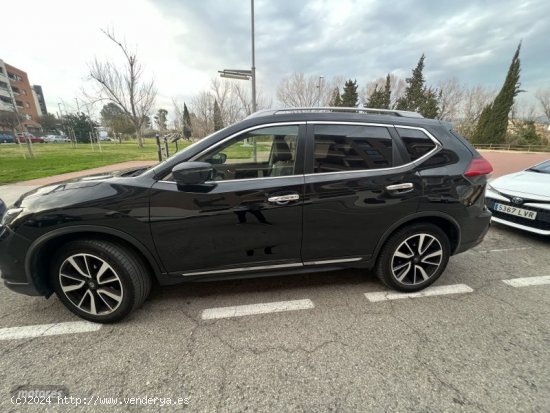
304,121,442,177
179,257,363,276
189,122,305,162
157,121,442,185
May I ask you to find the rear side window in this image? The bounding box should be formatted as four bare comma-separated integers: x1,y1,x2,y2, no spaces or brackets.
312,125,393,173
396,127,436,161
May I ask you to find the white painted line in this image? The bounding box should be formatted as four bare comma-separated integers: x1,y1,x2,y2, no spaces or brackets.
365,284,474,303
0,321,102,341
502,275,550,288
477,247,531,253
201,299,314,320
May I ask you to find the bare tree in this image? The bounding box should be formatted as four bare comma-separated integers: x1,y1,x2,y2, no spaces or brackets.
190,91,215,138
536,88,550,121
361,74,406,108
87,29,157,147
0,110,34,158
454,85,496,139
437,78,465,121
172,98,183,130
233,81,271,116
186,78,272,139
277,72,336,107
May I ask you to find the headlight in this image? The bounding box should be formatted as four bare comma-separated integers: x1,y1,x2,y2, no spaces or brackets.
1,207,24,227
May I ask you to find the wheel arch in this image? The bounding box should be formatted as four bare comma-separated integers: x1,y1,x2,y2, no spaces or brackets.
25,225,165,295
370,212,461,268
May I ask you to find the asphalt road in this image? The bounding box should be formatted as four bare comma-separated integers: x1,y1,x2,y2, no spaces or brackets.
1,159,549,412
0,224,549,412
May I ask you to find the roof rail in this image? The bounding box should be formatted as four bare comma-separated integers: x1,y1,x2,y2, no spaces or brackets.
246,107,423,119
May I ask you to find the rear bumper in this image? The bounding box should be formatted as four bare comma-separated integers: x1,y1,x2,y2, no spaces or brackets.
453,208,491,254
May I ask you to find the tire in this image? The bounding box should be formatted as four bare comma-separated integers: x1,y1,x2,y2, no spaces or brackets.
375,223,450,292
50,239,152,323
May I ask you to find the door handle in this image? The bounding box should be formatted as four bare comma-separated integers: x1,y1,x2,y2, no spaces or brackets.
386,183,414,193
268,194,300,205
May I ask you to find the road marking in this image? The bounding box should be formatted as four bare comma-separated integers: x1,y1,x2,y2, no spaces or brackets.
502,275,550,288
477,247,531,253
0,321,102,341
201,299,314,320
365,284,474,302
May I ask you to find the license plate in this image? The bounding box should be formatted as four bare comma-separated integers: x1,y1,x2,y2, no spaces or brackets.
494,203,537,220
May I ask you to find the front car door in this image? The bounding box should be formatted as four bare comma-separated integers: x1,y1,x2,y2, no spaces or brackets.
301,122,437,264
149,123,306,276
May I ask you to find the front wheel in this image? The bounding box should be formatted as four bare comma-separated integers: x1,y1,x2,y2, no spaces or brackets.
375,224,450,292
51,240,152,323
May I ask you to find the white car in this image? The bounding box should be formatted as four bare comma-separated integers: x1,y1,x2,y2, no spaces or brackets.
486,159,550,235
44,135,70,143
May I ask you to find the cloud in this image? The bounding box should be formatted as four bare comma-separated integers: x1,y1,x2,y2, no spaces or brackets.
1,0,548,119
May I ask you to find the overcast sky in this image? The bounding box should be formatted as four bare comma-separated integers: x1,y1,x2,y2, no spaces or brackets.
2,0,548,119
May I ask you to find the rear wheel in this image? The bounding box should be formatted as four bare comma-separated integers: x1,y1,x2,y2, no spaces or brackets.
51,240,151,323
375,224,450,292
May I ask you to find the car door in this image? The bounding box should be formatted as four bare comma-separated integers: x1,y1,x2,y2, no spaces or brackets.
149,123,306,276
301,122,427,264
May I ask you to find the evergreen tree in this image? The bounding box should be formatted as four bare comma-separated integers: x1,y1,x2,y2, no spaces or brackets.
183,103,192,139
366,74,391,109
341,79,359,107
471,43,522,144
213,100,224,131
329,87,343,107
154,108,168,132
396,54,439,118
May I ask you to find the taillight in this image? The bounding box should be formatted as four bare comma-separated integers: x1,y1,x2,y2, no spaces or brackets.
464,157,493,177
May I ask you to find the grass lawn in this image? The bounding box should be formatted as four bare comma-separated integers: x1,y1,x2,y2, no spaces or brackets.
0,139,191,184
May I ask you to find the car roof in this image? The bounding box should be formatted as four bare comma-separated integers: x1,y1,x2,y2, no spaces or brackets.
243,108,441,127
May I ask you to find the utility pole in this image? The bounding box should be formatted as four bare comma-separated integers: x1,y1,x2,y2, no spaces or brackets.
251,0,256,113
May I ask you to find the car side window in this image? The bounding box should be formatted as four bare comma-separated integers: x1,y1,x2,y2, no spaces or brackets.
396,127,436,161
196,125,299,181
312,125,393,173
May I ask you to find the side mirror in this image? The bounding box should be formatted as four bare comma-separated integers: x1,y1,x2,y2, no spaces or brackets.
172,162,214,186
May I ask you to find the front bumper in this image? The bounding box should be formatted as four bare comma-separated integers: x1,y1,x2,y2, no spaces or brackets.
486,193,550,236
0,225,43,296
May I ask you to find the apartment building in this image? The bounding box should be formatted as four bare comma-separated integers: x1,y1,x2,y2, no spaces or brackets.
32,84,47,116
0,59,42,132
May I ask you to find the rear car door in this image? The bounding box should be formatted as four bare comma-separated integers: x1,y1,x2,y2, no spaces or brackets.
301,122,434,264
149,123,306,276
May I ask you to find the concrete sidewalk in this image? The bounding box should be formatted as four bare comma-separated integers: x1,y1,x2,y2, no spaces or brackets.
0,160,156,206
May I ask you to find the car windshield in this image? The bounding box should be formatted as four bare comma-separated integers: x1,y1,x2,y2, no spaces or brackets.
527,160,550,174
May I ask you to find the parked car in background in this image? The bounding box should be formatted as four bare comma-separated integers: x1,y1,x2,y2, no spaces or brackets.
0,133,15,144
16,133,44,144
98,136,115,142
44,135,70,143
0,107,494,322
486,159,550,235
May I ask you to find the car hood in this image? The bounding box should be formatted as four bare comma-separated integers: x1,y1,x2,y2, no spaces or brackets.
490,171,550,200
13,166,150,209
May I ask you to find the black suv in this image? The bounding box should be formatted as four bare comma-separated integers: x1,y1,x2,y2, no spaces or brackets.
0,108,493,322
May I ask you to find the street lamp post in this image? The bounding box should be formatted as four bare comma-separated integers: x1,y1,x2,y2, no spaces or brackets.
317,76,325,106
219,0,256,114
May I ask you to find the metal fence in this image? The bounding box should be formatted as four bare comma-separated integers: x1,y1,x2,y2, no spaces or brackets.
472,143,550,153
